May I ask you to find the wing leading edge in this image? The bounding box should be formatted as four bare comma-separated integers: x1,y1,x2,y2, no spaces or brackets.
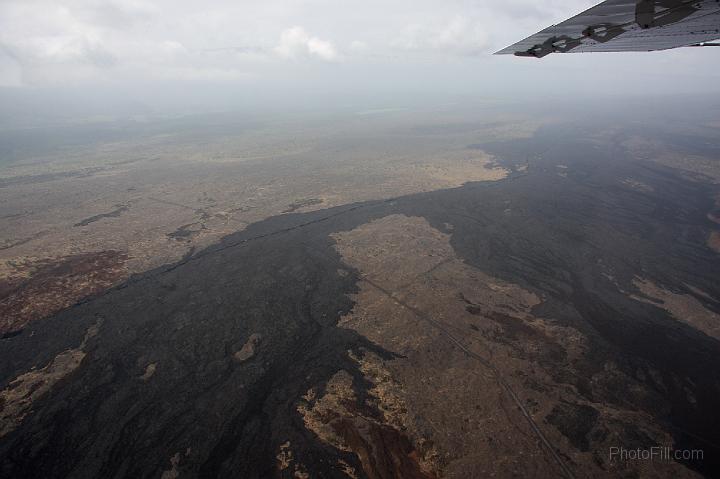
496,0,720,57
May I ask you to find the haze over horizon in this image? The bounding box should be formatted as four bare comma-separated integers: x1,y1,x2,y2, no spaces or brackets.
2,0,720,125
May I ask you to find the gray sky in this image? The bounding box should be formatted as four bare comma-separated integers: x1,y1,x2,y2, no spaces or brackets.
1,0,719,120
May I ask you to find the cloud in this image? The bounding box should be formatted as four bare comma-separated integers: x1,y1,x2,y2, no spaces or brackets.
0,45,22,86
76,0,160,29
0,0,587,86
274,26,339,61
392,16,489,56
349,40,368,53
0,0,715,100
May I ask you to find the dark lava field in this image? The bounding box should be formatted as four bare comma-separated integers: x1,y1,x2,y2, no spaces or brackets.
1,121,719,478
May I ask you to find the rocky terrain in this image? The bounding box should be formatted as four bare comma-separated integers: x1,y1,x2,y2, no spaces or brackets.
0,108,520,336
1,109,719,478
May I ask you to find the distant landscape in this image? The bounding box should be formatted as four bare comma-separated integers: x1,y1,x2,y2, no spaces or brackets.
1,97,719,477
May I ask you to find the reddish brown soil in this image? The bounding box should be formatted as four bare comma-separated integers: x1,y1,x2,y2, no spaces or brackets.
332,417,436,479
0,251,127,334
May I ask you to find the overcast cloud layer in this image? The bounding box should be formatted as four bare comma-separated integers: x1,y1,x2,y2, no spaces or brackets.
1,0,719,121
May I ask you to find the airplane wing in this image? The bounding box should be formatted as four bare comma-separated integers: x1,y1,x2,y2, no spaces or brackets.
496,0,720,57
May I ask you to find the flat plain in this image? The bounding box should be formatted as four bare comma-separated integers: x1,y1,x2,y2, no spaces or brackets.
1,103,719,478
